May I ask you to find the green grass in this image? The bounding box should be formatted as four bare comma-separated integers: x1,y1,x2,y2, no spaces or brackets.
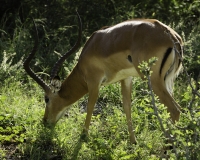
0,71,170,159
1,65,199,160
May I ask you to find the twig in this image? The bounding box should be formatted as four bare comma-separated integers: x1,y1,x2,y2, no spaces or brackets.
146,74,166,135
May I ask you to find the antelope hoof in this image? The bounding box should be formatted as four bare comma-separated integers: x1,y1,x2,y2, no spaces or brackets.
80,128,89,142
171,110,180,123
130,135,137,145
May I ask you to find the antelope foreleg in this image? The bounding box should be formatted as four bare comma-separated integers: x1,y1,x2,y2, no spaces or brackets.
82,84,99,138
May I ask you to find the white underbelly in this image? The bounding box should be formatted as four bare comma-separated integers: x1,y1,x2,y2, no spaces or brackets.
102,67,140,85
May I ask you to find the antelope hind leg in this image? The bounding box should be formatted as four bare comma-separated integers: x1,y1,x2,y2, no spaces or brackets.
121,77,137,144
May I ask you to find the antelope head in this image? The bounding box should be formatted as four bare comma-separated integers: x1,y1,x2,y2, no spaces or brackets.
24,12,82,126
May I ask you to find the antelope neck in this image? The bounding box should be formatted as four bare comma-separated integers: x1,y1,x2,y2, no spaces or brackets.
58,65,88,106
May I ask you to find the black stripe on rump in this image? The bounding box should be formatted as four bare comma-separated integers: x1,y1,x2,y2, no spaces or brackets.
160,47,173,75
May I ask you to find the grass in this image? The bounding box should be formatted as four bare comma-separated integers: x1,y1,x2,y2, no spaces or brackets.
0,69,172,159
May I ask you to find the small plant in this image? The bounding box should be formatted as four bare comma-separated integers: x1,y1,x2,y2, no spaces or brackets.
0,51,24,84
0,114,26,144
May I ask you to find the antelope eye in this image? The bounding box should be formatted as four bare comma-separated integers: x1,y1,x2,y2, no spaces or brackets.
45,97,49,103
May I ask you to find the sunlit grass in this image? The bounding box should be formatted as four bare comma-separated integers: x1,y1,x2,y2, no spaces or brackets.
0,73,168,159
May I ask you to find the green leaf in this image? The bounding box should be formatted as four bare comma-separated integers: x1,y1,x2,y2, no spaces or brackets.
0,115,4,121
173,130,184,136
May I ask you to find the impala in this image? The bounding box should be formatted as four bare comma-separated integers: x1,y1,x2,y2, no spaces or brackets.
24,12,183,144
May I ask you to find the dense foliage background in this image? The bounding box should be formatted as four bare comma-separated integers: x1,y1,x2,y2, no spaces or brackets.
0,0,199,159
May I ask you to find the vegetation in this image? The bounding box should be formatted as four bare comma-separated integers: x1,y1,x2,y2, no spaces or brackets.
0,0,199,159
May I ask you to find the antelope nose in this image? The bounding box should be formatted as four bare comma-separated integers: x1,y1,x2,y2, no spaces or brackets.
43,118,55,128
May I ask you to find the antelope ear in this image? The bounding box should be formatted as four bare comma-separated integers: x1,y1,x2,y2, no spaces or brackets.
50,76,62,93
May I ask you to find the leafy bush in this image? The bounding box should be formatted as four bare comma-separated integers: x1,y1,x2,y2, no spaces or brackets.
0,51,24,86
183,25,200,80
